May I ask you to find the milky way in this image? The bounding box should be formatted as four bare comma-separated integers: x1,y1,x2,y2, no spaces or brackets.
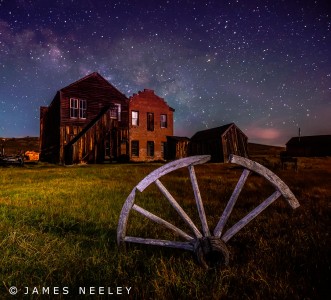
0,0,330,145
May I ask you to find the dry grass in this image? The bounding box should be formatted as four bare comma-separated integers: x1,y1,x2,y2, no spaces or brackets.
0,154,330,299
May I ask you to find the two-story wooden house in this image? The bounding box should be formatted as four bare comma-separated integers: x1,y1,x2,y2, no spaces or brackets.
129,89,174,161
40,72,129,164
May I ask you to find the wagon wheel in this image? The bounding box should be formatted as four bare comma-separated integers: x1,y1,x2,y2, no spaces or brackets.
117,155,300,269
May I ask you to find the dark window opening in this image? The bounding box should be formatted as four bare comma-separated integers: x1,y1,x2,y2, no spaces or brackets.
147,112,154,131
131,141,139,157
160,114,167,128
147,141,154,157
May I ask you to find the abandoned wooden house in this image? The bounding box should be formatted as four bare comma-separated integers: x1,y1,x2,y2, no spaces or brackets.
189,123,249,162
40,73,175,164
40,72,129,164
129,89,174,161
285,135,331,157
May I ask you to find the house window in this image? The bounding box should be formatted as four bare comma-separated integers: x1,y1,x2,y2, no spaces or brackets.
160,114,167,128
131,141,139,157
147,141,154,157
110,103,121,121
132,111,139,126
70,98,78,118
70,98,86,119
79,99,86,119
147,113,154,131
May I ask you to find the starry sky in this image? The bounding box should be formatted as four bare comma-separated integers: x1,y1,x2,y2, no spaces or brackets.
0,0,330,145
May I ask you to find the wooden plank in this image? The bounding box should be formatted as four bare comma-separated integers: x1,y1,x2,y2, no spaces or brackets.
155,179,203,239
214,168,251,237
136,155,211,192
124,236,194,251
132,204,194,241
221,190,281,242
188,165,210,237
229,155,300,209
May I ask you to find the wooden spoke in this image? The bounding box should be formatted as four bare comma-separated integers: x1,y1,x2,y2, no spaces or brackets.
117,155,299,268
155,179,203,239
214,169,251,237
124,237,194,251
132,204,194,241
188,165,210,237
221,190,282,242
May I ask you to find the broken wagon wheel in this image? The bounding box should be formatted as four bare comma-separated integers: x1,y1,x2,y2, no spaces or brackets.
117,155,300,269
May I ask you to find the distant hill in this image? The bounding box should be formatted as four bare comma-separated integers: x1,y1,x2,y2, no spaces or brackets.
248,143,285,157
0,137,40,155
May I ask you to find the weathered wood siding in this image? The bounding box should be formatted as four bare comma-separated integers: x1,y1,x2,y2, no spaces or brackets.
64,108,129,164
40,73,129,164
221,125,248,161
166,136,190,160
190,123,248,162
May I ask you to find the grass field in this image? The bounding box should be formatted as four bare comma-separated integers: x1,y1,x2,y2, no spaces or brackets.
0,154,330,299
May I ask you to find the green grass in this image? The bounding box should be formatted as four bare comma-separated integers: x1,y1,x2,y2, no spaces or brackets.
0,158,330,299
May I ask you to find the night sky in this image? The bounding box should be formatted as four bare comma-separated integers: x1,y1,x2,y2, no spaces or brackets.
0,0,330,145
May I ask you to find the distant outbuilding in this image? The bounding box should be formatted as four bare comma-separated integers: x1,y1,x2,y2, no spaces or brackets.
189,123,249,162
286,135,331,157
166,136,190,160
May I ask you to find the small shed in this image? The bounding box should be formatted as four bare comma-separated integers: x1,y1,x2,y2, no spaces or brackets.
166,136,190,160
190,123,248,162
286,135,331,157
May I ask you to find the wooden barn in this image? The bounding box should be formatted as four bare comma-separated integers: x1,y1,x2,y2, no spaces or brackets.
166,136,190,160
40,72,129,164
190,123,248,162
286,135,331,157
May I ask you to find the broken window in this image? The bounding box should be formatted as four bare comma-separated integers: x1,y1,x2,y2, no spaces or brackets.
131,140,139,157
147,112,154,131
110,103,121,121
160,114,167,128
147,141,154,157
161,142,166,158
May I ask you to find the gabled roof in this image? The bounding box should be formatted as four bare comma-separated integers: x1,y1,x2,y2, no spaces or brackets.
286,135,331,146
60,72,127,99
191,123,245,141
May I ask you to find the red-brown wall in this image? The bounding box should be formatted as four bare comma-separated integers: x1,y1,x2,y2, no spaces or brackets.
129,89,174,161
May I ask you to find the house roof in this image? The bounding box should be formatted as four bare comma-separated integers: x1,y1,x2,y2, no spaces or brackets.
286,135,331,146
191,123,246,141
60,72,127,99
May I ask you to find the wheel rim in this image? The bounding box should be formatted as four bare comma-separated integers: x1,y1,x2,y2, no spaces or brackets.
117,155,300,268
